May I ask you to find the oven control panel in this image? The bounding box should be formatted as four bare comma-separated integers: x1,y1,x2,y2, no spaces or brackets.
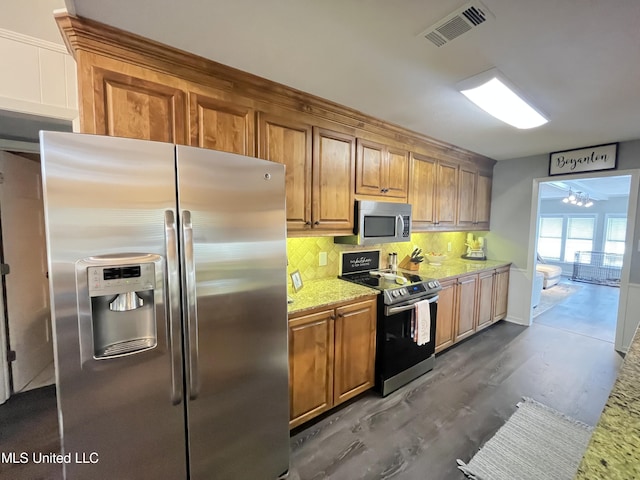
383,280,441,305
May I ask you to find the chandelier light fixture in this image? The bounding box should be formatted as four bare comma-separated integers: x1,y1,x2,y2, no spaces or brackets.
562,188,593,207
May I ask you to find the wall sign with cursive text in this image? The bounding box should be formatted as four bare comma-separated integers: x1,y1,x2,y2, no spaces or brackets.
340,251,380,275
549,143,617,176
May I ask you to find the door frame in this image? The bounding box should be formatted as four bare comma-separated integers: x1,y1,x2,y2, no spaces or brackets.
527,168,639,352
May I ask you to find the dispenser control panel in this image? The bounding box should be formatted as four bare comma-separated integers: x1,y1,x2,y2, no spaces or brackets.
88,263,155,296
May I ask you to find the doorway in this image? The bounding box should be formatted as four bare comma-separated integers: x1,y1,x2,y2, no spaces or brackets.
0,110,72,404
532,175,631,344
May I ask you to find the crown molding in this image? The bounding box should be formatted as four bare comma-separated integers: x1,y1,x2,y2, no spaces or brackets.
54,12,495,167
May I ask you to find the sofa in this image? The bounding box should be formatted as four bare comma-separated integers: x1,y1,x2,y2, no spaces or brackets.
536,255,562,289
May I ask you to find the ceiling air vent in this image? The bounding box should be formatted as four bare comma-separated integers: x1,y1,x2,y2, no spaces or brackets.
419,1,494,47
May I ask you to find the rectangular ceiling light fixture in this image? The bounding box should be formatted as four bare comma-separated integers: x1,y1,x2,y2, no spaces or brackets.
456,68,548,129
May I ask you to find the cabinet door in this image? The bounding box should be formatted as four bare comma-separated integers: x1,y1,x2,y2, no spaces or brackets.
189,93,255,155
91,67,186,143
435,279,456,353
356,139,385,196
475,172,492,229
410,152,437,230
258,113,312,231
288,309,335,429
385,147,409,199
492,267,510,321
455,274,477,342
457,166,477,228
436,160,458,227
312,128,355,233
334,298,376,405
476,270,495,331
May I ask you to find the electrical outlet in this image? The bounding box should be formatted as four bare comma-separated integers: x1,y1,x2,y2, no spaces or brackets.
319,251,327,266
448,242,452,252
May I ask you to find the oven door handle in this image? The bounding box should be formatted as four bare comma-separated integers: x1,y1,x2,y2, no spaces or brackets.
385,295,439,316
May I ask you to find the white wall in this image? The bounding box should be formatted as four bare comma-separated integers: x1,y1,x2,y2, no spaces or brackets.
0,28,77,122
0,0,67,45
489,139,640,350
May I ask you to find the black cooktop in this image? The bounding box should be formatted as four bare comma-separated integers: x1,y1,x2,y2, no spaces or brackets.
340,270,426,290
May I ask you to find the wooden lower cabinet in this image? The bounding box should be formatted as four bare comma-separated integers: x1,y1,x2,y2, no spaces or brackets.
455,274,478,342
435,266,510,354
476,270,495,331
435,279,456,353
493,266,510,321
333,300,377,404
288,296,376,429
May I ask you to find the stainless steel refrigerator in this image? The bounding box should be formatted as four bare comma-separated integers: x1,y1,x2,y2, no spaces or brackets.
40,132,289,480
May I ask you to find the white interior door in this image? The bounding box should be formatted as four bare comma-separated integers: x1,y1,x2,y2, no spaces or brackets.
0,151,53,393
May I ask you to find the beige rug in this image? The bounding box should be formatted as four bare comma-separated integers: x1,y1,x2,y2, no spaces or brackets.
533,283,581,318
457,398,593,480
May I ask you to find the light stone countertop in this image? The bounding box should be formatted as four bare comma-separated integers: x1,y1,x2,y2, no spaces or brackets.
574,326,640,479
287,259,511,316
287,278,379,316
411,258,512,281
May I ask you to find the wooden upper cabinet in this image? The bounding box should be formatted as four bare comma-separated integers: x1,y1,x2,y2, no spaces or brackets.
435,160,459,228
257,113,312,231
356,139,408,200
475,171,492,229
356,139,385,196
457,166,477,228
386,147,409,199
91,67,186,143
410,152,437,230
189,93,255,155
312,127,355,233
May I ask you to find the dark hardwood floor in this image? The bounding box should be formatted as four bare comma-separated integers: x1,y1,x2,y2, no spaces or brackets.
0,293,623,479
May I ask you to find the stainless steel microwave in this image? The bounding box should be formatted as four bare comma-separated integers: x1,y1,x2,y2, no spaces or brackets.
335,200,412,245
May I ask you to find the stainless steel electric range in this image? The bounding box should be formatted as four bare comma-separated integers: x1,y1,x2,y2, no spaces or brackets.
339,251,441,396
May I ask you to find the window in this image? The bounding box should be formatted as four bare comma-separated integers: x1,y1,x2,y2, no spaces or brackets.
604,216,626,255
537,214,596,263
564,216,595,262
538,216,563,260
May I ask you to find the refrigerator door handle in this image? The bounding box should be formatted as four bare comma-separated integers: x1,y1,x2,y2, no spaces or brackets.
182,210,200,400
165,210,183,405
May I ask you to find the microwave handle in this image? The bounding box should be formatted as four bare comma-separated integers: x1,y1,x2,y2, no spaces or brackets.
397,214,405,236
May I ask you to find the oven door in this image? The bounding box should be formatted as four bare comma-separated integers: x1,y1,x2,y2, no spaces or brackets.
376,294,438,390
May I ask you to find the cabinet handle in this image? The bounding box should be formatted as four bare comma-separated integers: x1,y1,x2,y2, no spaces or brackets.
338,313,344,317
330,315,336,320
305,221,311,226
314,221,320,225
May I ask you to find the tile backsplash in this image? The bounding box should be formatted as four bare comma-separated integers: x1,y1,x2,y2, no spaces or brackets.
287,231,487,282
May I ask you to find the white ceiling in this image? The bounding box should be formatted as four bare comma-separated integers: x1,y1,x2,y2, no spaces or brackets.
61,1,640,160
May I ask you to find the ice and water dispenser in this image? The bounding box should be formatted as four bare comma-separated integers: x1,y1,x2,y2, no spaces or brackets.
87,262,157,359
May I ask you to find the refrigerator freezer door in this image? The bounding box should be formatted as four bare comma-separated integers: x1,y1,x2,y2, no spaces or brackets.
176,146,289,480
40,132,187,480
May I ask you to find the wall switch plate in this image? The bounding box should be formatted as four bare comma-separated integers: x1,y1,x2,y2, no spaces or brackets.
319,251,327,266
448,242,452,252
